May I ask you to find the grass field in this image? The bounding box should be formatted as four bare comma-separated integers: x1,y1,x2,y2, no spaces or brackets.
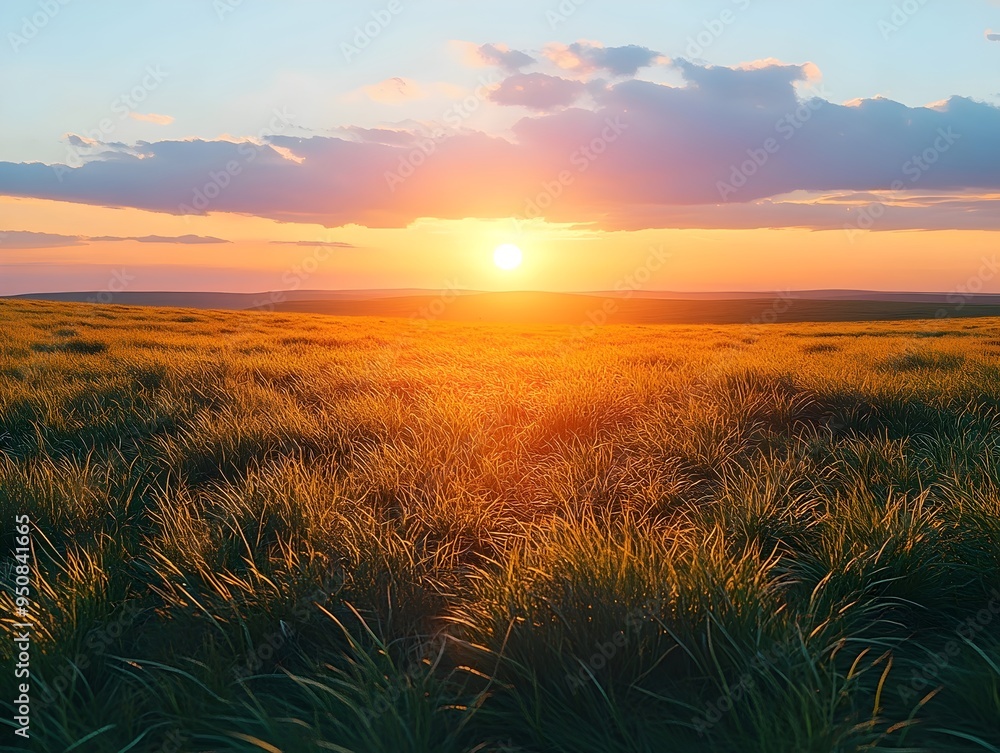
2,298,1000,753
264,291,1000,326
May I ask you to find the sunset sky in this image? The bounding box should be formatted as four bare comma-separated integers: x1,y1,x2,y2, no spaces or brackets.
3,0,1000,295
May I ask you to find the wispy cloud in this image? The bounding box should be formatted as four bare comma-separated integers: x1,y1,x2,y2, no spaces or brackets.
361,77,426,103
269,240,356,248
129,112,175,125
490,73,588,110
0,231,234,249
88,234,231,244
0,230,87,249
453,41,535,72
543,41,667,77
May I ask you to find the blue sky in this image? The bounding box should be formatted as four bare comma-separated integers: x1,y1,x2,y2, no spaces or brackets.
4,0,999,164
3,0,1000,295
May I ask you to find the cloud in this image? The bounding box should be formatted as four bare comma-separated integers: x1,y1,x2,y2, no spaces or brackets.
340,127,426,147
455,41,535,71
66,134,99,148
269,240,356,247
544,41,666,77
672,58,814,107
361,77,426,104
0,231,230,248
987,29,1000,41
3,57,1000,232
87,234,231,244
0,230,86,249
489,73,588,110
129,112,175,125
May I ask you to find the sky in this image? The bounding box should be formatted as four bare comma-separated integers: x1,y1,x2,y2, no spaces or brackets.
2,0,1000,295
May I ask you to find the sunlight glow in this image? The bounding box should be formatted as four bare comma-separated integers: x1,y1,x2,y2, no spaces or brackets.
493,244,523,271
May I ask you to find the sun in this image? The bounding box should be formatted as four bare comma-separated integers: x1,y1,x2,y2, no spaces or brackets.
493,244,523,271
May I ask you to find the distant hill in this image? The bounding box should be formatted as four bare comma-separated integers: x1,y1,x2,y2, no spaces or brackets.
7,289,1000,324
5,289,479,310
260,291,1000,325
596,290,1000,304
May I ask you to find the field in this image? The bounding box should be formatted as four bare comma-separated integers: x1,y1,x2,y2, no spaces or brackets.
1,298,1000,753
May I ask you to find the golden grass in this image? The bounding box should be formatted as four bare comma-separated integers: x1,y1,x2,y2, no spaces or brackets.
1,298,999,752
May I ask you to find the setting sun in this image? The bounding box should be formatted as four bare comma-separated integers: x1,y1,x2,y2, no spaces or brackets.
493,243,523,271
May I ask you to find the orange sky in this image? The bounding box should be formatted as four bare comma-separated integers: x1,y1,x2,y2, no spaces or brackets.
2,196,997,295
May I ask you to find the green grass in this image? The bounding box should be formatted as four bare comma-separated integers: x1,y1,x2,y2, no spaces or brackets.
1,298,1000,752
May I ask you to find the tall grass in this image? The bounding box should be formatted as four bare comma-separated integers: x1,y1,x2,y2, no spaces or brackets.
1,299,999,752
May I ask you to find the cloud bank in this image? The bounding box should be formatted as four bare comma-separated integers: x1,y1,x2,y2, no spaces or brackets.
0,231,230,249
1,54,999,232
